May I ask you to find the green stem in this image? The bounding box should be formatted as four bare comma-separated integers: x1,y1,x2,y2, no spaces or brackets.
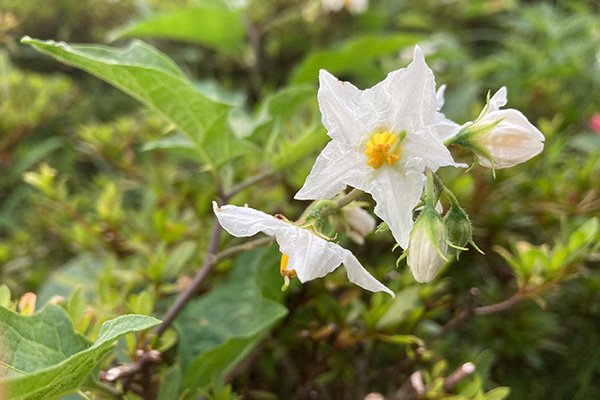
320,188,363,218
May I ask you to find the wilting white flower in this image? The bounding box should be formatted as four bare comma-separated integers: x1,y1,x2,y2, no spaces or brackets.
447,87,545,169
407,205,447,283
322,0,368,14
341,206,376,244
213,202,394,296
295,47,464,249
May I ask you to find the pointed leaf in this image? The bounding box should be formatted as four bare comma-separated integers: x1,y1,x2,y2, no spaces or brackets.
0,305,160,400
21,37,250,166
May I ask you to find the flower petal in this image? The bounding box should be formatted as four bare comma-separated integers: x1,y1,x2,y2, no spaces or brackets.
338,247,395,296
489,86,507,112
369,168,425,249
295,140,370,200
404,128,467,171
364,46,437,134
318,69,367,144
277,227,340,281
213,202,288,237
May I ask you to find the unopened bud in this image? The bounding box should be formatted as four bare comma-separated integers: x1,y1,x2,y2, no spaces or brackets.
407,205,448,283
444,205,472,249
448,87,544,169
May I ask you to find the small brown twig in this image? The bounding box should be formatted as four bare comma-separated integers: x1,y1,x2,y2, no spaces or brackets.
224,169,274,199
100,350,161,383
443,362,476,391
155,221,223,337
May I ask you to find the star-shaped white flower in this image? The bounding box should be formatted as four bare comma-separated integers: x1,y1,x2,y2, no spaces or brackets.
295,46,464,249
213,202,394,297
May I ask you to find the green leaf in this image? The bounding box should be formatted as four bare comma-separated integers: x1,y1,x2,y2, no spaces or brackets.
157,365,183,400
0,305,160,400
175,249,287,389
111,6,245,54
375,286,420,330
21,37,250,166
290,33,421,84
484,387,511,400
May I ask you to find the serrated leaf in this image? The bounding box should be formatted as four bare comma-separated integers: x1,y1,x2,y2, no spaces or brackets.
0,305,160,400
21,37,251,166
290,33,421,84
111,6,245,54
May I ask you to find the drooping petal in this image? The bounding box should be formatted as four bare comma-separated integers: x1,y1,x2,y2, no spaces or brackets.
337,247,395,296
214,203,393,296
318,70,368,144
369,168,425,249
276,224,393,296
364,46,437,134
213,202,288,237
295,140,370,200
277,228,340,281
477,109,545,169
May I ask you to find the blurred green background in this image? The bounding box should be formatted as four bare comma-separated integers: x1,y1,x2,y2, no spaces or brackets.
1,0,599,399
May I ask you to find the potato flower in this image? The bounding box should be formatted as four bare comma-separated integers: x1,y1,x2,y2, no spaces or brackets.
295,47,464,249
213,202,394,297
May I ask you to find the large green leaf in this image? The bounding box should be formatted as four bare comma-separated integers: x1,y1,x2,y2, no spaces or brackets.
21,37,251,166
175,248,287,389
0,305,160,400
290,33,421,84
111,6,245,54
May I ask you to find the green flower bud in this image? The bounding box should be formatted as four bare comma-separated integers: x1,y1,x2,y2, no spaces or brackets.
443,204,483,256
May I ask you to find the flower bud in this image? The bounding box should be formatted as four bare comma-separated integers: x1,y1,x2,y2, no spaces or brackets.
341,206,376,244
444,204,472,250
449,87,544,169
407,205,448,283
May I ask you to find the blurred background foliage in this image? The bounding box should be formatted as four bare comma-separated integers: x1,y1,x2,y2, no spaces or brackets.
1,0,599,399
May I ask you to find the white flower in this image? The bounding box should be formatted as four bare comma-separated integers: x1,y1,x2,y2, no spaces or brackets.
448,87,545,169
407,206,448,283
322,0,368,14
295,46,464,249
213,202,394,297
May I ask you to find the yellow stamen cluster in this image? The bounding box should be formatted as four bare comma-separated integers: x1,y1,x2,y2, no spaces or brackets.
280,253,297,278
365,132,401,169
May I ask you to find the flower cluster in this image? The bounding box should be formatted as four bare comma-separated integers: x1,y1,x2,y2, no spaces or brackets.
215,46,544,295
